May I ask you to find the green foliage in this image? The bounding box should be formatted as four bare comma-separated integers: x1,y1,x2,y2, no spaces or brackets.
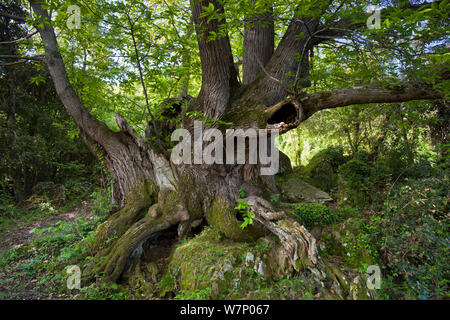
302,146,347,191
0,62,97,205
1,0,449,301
234,200,254,229
0,188,117,299
322,166,449,299
80,282,128,300
0,196,57,231
269,193,280,203
436,143,450,172
238,187,247,199
175,287,212,300
341,218,379,270
337,159,371,207
292,203,343,229
29,204,107,266
90,189,115,221
373,176,449,299
337,158,392,208
274,276,314,300
0,7,97,203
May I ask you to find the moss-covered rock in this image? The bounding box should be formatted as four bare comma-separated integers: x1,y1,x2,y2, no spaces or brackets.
159,225,374,300
159,227,291,298
275,173,332,204
302,146,347,192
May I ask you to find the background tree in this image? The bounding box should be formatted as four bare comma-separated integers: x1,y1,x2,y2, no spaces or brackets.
0,0,96,204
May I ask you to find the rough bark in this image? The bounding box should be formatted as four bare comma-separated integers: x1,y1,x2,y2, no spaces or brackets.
190,0,239,119
301,83,446,120
243,3,274,85
30,1,185,283
252,14,320,106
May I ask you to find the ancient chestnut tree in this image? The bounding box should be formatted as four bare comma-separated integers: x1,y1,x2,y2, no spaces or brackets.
6,0,447,282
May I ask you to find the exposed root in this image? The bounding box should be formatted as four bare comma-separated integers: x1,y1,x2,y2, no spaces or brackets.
243,196,319,270
83,188,190,284
82,200,152,284
102,215,176,283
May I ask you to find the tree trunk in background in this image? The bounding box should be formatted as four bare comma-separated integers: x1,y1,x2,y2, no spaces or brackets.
243,4,274,85
430,100,450,146
190,0,239,119
6,84,25,202
430,100,449,162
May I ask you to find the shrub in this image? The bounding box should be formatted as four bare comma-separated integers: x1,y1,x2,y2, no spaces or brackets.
340,218,379,269
382,145,413,178
372,176,449,299
353,150,370,163
292,203,343,229
302,146,347,191
337,159,370,207
32,181,67,207
337,158,392,208
91,189,114,220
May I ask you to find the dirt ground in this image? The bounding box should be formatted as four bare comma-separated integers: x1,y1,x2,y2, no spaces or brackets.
0,202,93,254
0,202,93,300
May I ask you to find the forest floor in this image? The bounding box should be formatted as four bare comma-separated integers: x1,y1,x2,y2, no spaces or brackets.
0,202,92,253
0,201,93,299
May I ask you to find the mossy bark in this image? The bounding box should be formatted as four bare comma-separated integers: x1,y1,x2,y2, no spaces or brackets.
205,196,265,242
84,184,191,283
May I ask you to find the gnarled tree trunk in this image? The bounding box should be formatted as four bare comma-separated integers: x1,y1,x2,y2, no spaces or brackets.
28,0,447,284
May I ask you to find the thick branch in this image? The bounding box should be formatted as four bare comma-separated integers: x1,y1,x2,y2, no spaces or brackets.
253,14,320,106
263,78,447,135
28,1,116,148
253,1,440,106
191,0,239,118
0,54,44,66
302,83,445,119
0,11,27,22
0,31,38,44
0,54,44,61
